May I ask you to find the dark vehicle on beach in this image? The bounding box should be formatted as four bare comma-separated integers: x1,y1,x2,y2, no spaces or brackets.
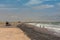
6,21,11,26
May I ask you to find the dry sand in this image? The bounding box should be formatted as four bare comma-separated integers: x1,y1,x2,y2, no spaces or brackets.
0,28,31,40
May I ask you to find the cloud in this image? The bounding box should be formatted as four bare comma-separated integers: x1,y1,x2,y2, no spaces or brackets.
40,0,51,1
57,3,60,6
32,4,54,9
25,0,43,5
41,0,57,1
0,4,12,8
25,0,57,6
0,4,6,7
0,4,19,8
0,8,19,14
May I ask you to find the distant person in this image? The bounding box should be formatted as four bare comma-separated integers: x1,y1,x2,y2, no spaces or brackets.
40,25,41,28
43,26,45,28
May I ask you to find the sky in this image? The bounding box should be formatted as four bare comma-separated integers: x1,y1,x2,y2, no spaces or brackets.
0,0,60,22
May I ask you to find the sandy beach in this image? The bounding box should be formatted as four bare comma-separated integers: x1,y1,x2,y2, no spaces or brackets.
0,22,60,40
0,28,31,40
0,22,31,40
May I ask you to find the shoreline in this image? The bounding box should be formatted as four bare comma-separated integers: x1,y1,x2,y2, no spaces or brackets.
27,23,60,37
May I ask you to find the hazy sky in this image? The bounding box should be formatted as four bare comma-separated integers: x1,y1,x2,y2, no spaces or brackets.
0,0,60,22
